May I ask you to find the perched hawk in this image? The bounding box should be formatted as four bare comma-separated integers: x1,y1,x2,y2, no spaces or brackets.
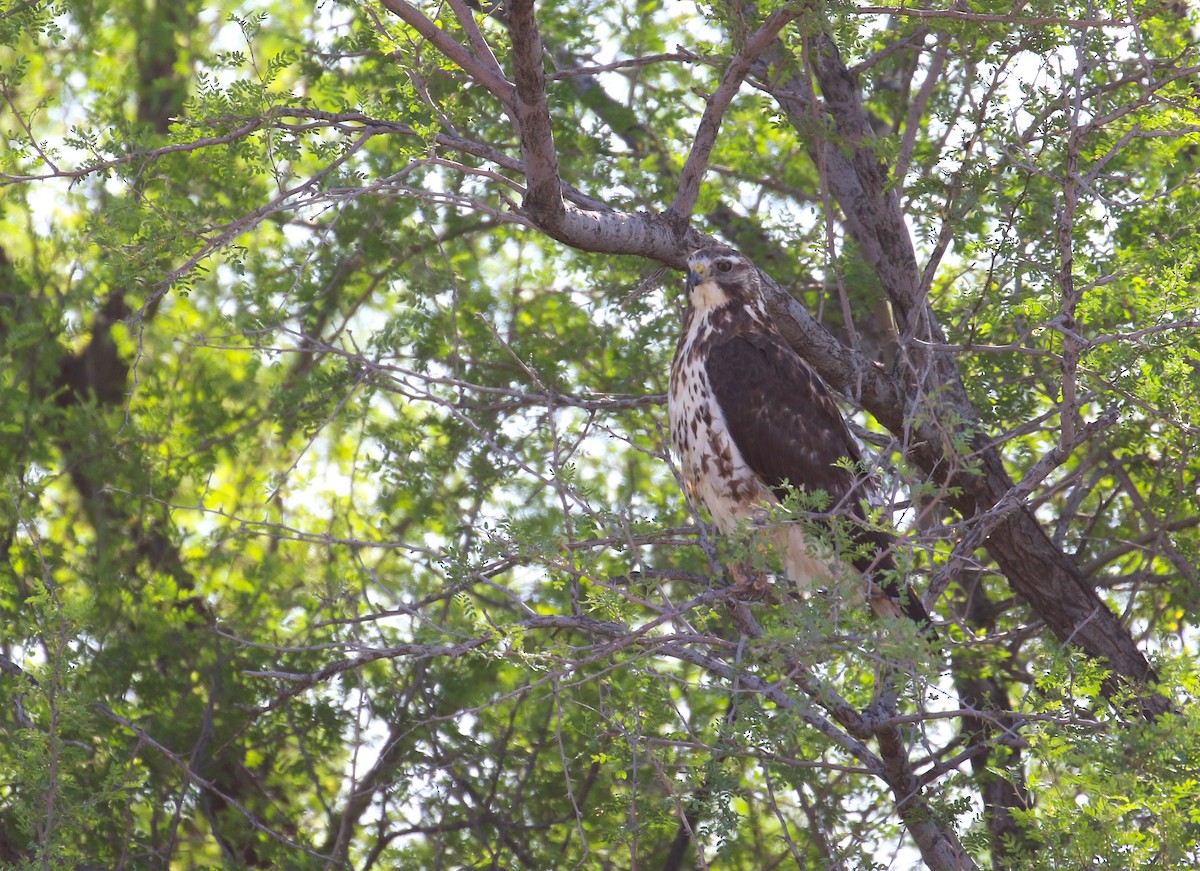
668,245,930,626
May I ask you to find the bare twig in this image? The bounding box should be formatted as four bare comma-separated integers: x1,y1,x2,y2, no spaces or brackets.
847,6,1137,28
97,703,333,862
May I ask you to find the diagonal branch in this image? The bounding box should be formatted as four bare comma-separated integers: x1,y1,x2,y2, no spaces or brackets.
445,0,507,80
377,0,515,101
756,28,1169,717
667,6,805,225
806,33,924,315
876,718,979,870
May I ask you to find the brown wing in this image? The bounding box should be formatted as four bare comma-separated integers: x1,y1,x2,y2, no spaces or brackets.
706,331,864,508
706,331,931,627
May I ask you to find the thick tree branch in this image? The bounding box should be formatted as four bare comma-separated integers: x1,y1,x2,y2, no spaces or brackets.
507,0,565,228
760,30,1168,716
876,719,979,870
788,656,977,869
806,34,925,317
951,571,1035,868
494,1,711,256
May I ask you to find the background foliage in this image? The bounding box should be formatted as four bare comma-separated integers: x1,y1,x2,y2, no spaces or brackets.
2,0,1199,868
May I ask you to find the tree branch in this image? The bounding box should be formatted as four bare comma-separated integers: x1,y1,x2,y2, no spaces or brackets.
377,0,515,102
668,6,804,225
761,29,1169,716
507,0,565,229
876,719,979,870
951,571,1036,868
445,0,506,81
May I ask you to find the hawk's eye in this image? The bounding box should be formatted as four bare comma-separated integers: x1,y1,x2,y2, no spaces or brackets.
716,260,733,273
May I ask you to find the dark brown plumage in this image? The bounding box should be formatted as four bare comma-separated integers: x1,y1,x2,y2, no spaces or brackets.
668,244,930,627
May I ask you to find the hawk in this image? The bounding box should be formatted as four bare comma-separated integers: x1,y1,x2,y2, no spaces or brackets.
668,244,930,626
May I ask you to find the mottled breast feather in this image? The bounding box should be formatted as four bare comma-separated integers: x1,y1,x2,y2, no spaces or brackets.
669,306,769,533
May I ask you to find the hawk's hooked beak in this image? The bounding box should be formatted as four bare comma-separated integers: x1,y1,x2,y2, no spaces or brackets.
686,261,707,289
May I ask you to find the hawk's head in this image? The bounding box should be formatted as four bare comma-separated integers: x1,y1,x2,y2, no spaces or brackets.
685,245,764,314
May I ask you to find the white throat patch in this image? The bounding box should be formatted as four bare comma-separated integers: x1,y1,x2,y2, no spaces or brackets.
689,278,729,311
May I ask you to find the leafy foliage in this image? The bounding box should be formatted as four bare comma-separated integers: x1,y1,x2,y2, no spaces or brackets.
1,0,1199,868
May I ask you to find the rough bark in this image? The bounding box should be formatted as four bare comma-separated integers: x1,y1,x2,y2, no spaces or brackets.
762,33,1168,716
507,0,566,227
876,719,980,870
